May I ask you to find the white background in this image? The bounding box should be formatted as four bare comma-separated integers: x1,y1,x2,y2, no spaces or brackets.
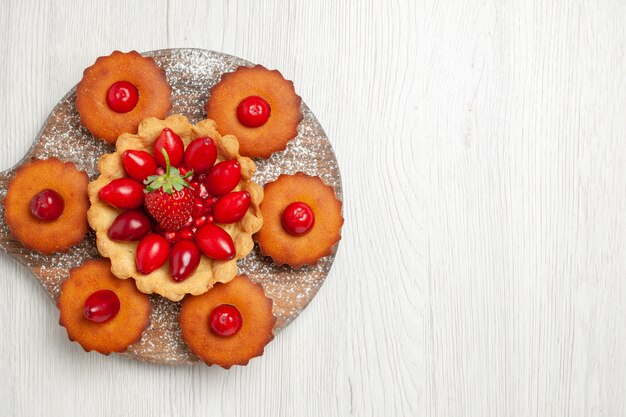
2,0,626,416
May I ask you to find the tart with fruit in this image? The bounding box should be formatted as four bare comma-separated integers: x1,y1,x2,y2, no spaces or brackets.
3,158,89,254
255,173,343,268
58,259,151,354
87,114,263,301
205,65,302,159
179,274,276,368
76,50,172,144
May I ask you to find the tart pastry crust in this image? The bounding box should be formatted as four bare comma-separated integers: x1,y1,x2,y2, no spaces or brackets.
87,114,263,301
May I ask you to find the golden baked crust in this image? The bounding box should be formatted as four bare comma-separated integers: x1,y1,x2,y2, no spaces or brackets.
76,50,172,144
179,275,276,368
87,114,263,301
205,65,302,159
58,259,151,355
3,158,89,254
255,173,343,268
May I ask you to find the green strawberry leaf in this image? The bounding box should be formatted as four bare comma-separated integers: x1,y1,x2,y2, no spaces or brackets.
144,174,160,184
143,149,194,195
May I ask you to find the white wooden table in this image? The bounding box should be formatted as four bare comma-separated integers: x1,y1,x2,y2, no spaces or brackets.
2,1,626,416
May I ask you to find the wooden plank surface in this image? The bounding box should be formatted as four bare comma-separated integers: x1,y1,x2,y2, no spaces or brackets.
1,0,626,416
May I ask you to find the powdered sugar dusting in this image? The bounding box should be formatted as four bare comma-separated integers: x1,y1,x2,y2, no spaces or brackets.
0,49,342,365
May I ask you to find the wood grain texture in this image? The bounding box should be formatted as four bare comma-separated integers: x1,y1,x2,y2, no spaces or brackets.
1,0,626,416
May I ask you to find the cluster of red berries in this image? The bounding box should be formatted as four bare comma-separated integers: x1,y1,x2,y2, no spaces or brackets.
98,128,251,281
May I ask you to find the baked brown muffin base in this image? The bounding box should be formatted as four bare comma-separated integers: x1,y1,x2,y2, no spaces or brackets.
179,275,276,368
3,158,89,254
255,173,343,268
58,259,151,355
76,50,172,144
205,65,302,159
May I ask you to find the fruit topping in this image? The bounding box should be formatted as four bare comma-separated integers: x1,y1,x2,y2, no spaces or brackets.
195,224,235,260
87,115,263,302
107,210,152,241
160,230,177,244
177,227,195,241
154,128,184,168
122,150,158,182
236,95,271,128
99,178,145,210
144,149,194,231
170,240,201,282
184,137,217,174
29,189,64,221
204,160,241,196
213,191,251,224
209,304,243,337
136,233,170,274
83,289,121,323
281,202,315,235
194,215,209,228
106,81,139,113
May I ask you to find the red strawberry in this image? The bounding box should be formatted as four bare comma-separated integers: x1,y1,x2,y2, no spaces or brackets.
144,149,194,231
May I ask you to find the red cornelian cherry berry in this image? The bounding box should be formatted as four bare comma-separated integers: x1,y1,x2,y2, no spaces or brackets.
108,210,152,241
154,128,185,168
29,189,64,221
194,224,236,260
184,137,217,174
98,178,145,210
169,240,201,282
204,160,241,196
236,95,271,128
136,233,170,274
122,150,158,182
213,191,251,224
83,289,121,323
106,81,139,113
209,304,243,337
281,202,315,235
